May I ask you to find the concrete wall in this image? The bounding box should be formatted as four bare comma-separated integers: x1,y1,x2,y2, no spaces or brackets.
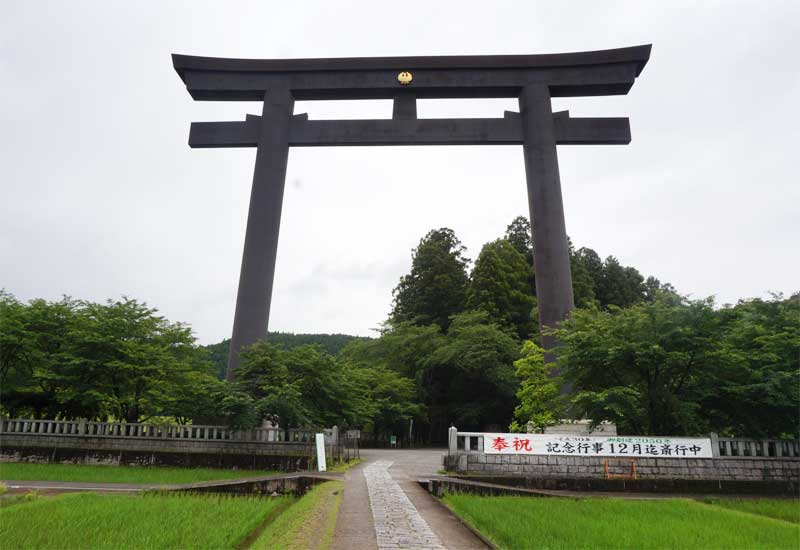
443,452,800,482
1,433,316,471
429,475,797,497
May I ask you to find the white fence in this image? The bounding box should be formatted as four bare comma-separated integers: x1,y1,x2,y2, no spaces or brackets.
1,417,337,445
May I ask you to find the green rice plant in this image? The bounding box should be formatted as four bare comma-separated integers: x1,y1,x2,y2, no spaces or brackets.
0,462,278,485
251,481,344,549
704,497,800,524
0,490,39,509
0,491,290,549
443,494,800,550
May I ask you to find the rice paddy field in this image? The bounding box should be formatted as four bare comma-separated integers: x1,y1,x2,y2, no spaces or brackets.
0,476,345,549
703,497,800,524
0,462,278,484
443,494,800,550
0,491,291,549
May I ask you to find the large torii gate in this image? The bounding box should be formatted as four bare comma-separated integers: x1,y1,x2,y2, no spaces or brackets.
172,45,651,380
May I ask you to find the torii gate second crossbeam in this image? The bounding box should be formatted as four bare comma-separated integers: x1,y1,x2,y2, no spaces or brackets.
172,45,651,380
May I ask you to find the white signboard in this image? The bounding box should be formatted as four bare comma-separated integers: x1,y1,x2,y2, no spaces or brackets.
483,433,713,458
315,433,327,472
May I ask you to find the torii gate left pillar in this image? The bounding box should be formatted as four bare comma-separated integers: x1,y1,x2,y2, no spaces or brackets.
228,88,293,379
172,45,651,380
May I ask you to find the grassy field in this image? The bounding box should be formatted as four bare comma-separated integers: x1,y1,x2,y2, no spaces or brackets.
703,497,800,524
252,481,343,549
443,494,800,550
0,491,291,549
327,458,362,473
0,462,279,484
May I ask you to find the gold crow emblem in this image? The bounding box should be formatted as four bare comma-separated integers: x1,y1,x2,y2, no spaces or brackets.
397,71,413,85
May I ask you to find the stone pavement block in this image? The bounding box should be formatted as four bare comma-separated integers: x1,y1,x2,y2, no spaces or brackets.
365,461,446,550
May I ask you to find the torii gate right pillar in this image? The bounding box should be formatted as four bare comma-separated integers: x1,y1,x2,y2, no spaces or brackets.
520,85,575,357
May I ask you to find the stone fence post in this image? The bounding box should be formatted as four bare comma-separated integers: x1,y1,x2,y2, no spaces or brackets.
710,432,720,458
448,426,457,455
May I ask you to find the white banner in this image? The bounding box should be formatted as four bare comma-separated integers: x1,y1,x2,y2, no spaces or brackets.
315,433,327,472
482,433,713,458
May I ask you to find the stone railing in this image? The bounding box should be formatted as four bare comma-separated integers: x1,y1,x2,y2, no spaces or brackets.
448,428,800,459
449,430,487,453
0,417,336,445
712,434,800,458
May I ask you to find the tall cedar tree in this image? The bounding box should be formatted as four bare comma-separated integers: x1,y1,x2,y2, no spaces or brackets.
504,216,536,295
391,228,470,331
467,239,536,340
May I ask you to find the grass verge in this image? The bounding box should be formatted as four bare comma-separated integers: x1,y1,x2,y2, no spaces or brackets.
0,491,290,549
443,494,800,549
703,497,800,524
0,462,278,484
327,458,362,473
251,481,343,550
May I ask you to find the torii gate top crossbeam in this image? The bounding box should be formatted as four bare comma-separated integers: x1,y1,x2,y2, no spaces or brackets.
172,45,651,101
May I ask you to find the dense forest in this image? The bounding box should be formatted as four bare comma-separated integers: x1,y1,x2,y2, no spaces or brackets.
2,216,797,443
204,334,368,380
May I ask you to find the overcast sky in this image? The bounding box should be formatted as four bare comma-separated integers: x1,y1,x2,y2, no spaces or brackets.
2,1,798,344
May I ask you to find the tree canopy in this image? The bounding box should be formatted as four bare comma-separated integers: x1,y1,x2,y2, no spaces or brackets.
203,333,368,380
531,294,800,437
391,228,470,331
2,214,796,444
0,292,214,423
467,239,536,340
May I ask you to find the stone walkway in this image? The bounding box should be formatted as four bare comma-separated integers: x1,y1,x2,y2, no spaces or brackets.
331,449,487,550
364,461,445,550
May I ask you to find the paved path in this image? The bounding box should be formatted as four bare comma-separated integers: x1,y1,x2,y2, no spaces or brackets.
331,449,488,550
365,461,445,549
330,460,378,550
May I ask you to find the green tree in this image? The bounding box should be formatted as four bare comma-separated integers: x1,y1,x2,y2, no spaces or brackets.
391,228,470,331
509,340,563,433
596,256,646,308
237,343,371,429
202,333,368,380
569,242,598,308
0,293,213,423
69,298,204,423
339,360,423,442
554,294,799,437
644,276,679,303
554,298,726,435
573,247,604,291
467,239,536,340
0,293,84,418
161,368,254,428
343,312,519,442
707,294,800,437
504,216,536,295
339,323,445,441
427,311,520,436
